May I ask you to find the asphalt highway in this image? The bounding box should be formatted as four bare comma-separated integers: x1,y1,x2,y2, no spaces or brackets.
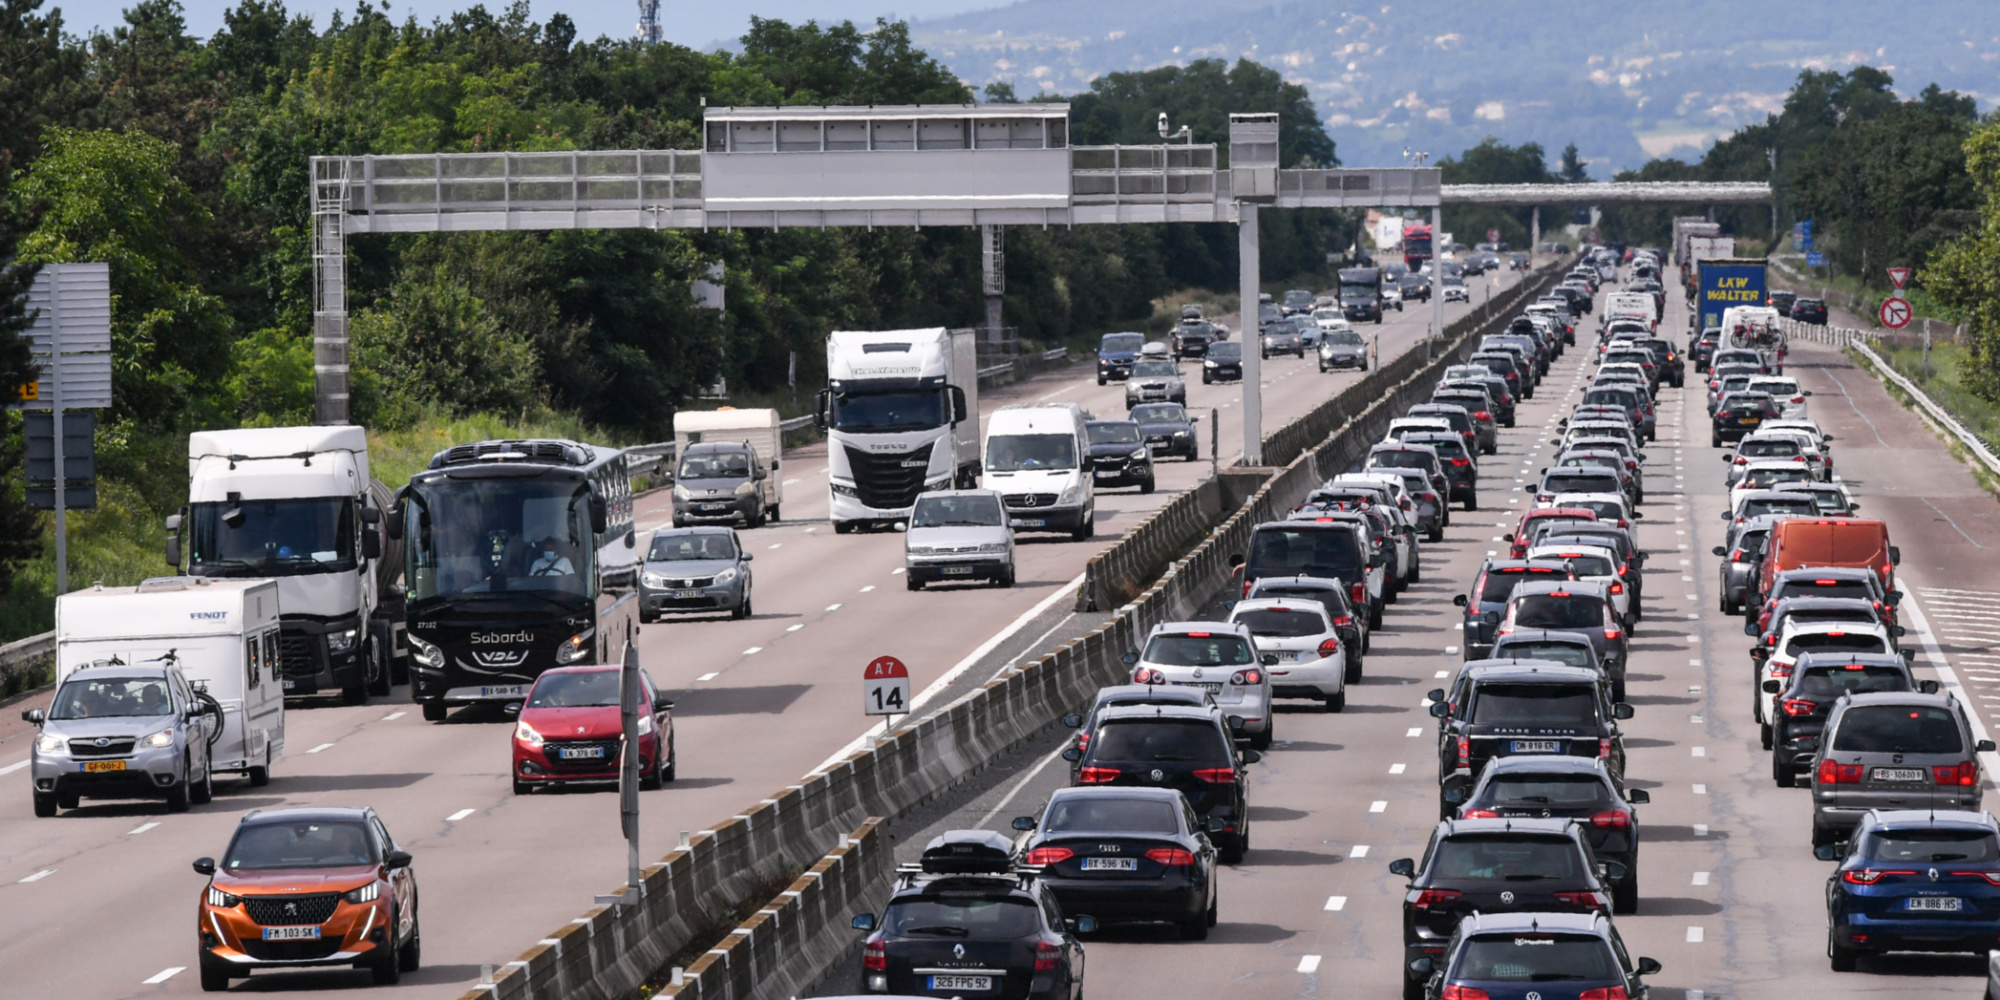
0,270,1527,998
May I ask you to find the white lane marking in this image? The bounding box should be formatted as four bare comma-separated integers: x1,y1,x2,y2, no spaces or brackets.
827,603,843,611
1693,784,1708,795
1406,728,1422,738
1444,646,1459,655
787,624,804,632
891,568,905,575
1694,824,1710,837
1348,845,1370,858
446,808,476,822
1325,895,1347,911
812,571,1090,772
18,869,54,883
1434,670,1449,678
782,478,801,486
1390,763,1407,774
1689,659,1702,666
696,672,719,682
768,543,782,550
142,967,185,985
0,759,26,776
1687,926,1705,943
859,586,875,593
1369,801,1387,813
128,822,160,835
1690,714,1704,724
306,743,335,754
1692,746,1705,757
1897,591,2000,791
975,748,1069,828
742,647,763,655
1297,955,1322,974
382,711,406,721
1692,871,1710,886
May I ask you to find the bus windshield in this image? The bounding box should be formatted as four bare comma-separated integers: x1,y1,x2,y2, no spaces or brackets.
406,478,596,604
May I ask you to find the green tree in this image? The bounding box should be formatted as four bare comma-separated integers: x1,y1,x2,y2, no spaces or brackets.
0,212,46,591
1921,119,2000,399
1437,137,1554,249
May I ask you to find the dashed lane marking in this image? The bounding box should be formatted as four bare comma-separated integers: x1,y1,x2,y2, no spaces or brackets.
128,822,160,835
696,672,719,682
1297,955,1323,973
446,809,476,822
142,968,185,985
306,743,335,754
1370,801,1387,813
1325,896,1347,911
18,869,54,883
1390,763,1408,774
382,711,406,721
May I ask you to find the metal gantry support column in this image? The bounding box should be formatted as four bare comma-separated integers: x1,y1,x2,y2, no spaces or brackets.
1430,204,1444,361
1239,204,1262,466
1531,206,1540,257
982,224,1005,344
311,157,353,425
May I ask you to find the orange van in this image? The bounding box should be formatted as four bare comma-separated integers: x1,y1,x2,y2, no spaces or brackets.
1756,518,1899,600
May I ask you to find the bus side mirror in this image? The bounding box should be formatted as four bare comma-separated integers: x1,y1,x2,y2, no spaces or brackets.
164,513,182,568
589,494,609,535
362,527,382,561
385,509,404,541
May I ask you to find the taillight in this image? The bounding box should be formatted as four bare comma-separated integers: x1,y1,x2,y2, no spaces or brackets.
1578,988,1628,1000
1841,869,1912,884
1332,615,1353,627
1192,767,1237,784
1230,668,1264,686
1728,549,1743,562
1609,581,1623,595
1133,667,1166,685
1034,942,1061,972
1145,848,1195,865
1025,846,1074,865
1079,766,1121,784
1351,581,1367,604
1474,411,1491,422
1818,760,1864,784
1782,698,1817,717
1456,736,1470,766
1734,456,1748,465
863,939,887,970
1461,808,1499,819
1450,457,1471,467
1442,986,1492,1000
1954,871,2000,885
1243,578,1253,598
1554,890,1610,910
1412,888,1464,910
1590,809,1630,830
1770,662,1794,678
1936,762,1978,787
1318,638,1342,659
1603,627,1621,640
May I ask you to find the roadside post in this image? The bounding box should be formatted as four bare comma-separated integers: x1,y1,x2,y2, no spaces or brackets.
594,641,643,911
864,655,910,737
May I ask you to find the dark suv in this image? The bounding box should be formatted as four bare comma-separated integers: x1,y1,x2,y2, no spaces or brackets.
1062,704,1260,862
1453,559,1574,660
1495,579,1629,696
1412,911,1660,1000
1811,693,1995,846
1448,756,1647,913
1792,298,1829,325
1770,652,1933,787
850,830,1088,999
1818,809,2000,971
1402,433,1479,510
1429,661,1632,810
1096,331,1144,385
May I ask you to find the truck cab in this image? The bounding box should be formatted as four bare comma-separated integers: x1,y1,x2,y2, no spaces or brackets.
818,328,979,533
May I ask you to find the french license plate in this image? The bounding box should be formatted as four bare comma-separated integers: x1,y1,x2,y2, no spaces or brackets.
1176,682,1224,693
1874,767,1926,782
1510,740,1563,753
282,680,297,690
479,685,527,698
1149,441,1169,450
672,590,703,599
1279,651,1304,662
1082,857,1138,871
1908,897,1962,911
1015,519,1046,527
701,502,729,511
82,760,125,772
940,566,974,576
263,925,322,941
558,746,606,760
928,975,993,991
1094,470,1119,479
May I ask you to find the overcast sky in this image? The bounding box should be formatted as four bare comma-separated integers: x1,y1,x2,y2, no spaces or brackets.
47,0,997,49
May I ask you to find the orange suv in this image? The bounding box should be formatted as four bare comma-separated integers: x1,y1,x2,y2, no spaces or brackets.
193,806,420,991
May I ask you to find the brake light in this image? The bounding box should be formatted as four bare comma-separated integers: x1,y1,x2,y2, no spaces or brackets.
1555,890,1611,910
1318,638,1342,659
1474,412,1491,422
1734,456,1748,465
1604,627,1621,640
1599,737,1613,760
1035,942,1062,972
1842,869,1913,884
1578,989,1628,1000
1243,578,1253,598
1451,457,1471,467
1133,667,1166,685
1954,871,2000,885
1079,767,1121,784
1230,668,1264,686
863,939,887,970
1413,888,1464,910
1456,736,1470,766
1442,986,1492,1000
1590,809,1630,830
1192,767,1237,784
1782,698,1817,717
1145,848,1196,866
1460,809,1499,819
1332,615,1353,627
1936,761,1978,787
1025,846,1074,865
1609,582,1623,595
1352,581,1367,604
1728,549,1743,562
1185,631,1212,638
1818,760,1864,784
1770,663,1793,678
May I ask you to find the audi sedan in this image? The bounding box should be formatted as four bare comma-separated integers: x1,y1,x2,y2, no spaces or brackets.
1012,786,1219,939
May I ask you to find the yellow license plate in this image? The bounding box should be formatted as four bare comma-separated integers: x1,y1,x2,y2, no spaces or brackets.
83,760,125,772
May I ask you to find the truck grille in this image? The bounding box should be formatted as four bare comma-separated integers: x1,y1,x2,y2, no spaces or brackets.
279,631,318,678
244,892,341,926
1006,494,1060,509
843,442,934,511
68,738,137,757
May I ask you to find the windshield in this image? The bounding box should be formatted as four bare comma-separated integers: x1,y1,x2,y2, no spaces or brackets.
1249,527,1363,579
677,450,751,479
1471,683,1599,726
1495,641,1594,669
883,896,1041,939
1428,836,1583,880
1043,796,1179,834
1476,774,1611,811
188,497,355,577
1100,333,1144,354
911,494,1004,528
225,821,376,871
1142,633,1253,666
406,477,595,603
1867,829,2000,864
1326,332,1365,346
1480,569,1562,603
1453,935,1618,982
829,388,946,433
1785,632,1886,656
1091,719,1228,762
1798,666,1907,699
986,434,1078,473
1088,423,1142,445
649,533,736,561
1832,705,1964,754
1131,406,1187,426
1232,608,1328,638
527,669,621,708
1209,342,1242,360
1370,450,1435,471
49,676,173,720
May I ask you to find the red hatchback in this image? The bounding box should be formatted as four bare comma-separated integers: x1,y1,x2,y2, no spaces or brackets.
512,665,676,794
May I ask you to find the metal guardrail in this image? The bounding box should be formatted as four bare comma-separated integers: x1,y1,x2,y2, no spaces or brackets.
0,630,55,698
1803,323,2000,479
627,416,816,482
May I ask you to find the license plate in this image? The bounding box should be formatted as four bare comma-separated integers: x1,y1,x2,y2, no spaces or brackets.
1908,897,1962,911
1176,682,1224,693
940,566,974,575
1740,417,1760,424
672,590,703,599
1510,740,1563,753
929,975,993,991
1873,767,1926,782
479,685,527,698
262,925,322,941
82,760,125,772
1149,442,1169,450
1014,519,1046,527
282,680,297,690
1279,651,1304,662
1082,857,1138,871
1094,470,1119,479
558,746,606,760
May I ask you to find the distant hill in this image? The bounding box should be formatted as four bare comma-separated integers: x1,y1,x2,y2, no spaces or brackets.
909,0,2000,171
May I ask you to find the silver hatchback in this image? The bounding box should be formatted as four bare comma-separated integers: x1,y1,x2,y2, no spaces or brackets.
639,526,753,621
1811,692,1995,846
1124,621,1276,750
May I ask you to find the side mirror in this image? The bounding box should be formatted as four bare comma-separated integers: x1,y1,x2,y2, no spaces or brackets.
1387,858,1417,878
1624,788,1653,806
1408,957,1434,977
1631,511,1644,519
1744,621,1759,637
653,696,676,713
851,913,876,932
813,389,831,430
1920,680,1941,694
164,513,182,567
1452,594,1469,607
1226,715,1246,732
385,509,404,541
192,857,217,876
1502,533,1515,543
1613,703,1635,720
1229,554,1246,570
1603,859,1629,883
21,708,44,724
1813,843,1841,862
1889,545,1902,566
589,494,609,535
1442,787,1467,805
1427,688,1447,702
1803,390,1814,396
1720,511,1733,520
1635,957,1662,977
951,384,969,424
1072,915,1098,934
1721,454,1734,463
1121,651,1139,665
1712,546,1727,557
362,527,382,561
1979,740,1997,754
1902,649,1916,665
384,850,414,870
1549,439,1561,446
1011,816,1037,831
1429,702,1448,718
1762,680,1781,693
1886,591,1903,606
1240,749,1262,765
1060,748,1082,762
1260,653,1279,667
1062,714,1083,728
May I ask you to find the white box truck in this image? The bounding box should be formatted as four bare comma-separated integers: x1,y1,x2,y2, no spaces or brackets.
816,328,981,533
672,407,783,526
55,577,285,783
167,426,401,704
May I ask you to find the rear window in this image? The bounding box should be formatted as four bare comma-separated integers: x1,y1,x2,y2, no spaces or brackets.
1558,502,1623,524
1479,568,1564,604
1470,683,1600,726
1100,333,1144,353
1866,829,2000,864
1428,835,1583,880
1478,773,1612,810
1797,665,1908,699
884,897,1041,938
1233,608,1328,638
1739,498,1816,520
1371,450,1435,471
1042,796,1179,834
1583,389,1636,407
1452,934,1618,981
1511,595,1605,630
1253,585,1345,613
1740,439,1801,458
1249,526,1364,579
1542,473,1618,494
1539,554,1613,577
1142,634,1253,666
1743,467,1811,489
1777,580,1873,602
1784,632,1885,656
1090,719,1228,762
1493,641,1594,669
1831,705,1964,754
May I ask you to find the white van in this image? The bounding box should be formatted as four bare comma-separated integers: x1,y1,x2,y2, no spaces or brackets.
981,403,1095,540
55,577,285,783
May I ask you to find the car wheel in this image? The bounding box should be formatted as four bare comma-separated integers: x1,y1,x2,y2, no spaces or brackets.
513,777,530,795
1140,477,1156,495
833,521,855,535
366,635,392,698
769,505,780,523
1428,525,1444,543
341,674,369,706
996,565,1016,588
1811,824,1838,848
31,792,55,817
640,609,657,624
1250,724,1273,751
190,760,213,806
1828,927,1859,972
1097,376,1107,386
372,909,404,984
1403,976,1427,1000
1325,689,1346,713
1370,599,1384,630
248,751,271,786
199,959,232,992
1711,432,1722,448
1463,493,1477,512
398,915,422,972
733,589,752,619
1760,722,1773,751
906,574,923,591
1774,751,1795,787
1359,360,1368,371
662,732,677,782
421,700,448,723
640,752,662,791
1612,865,1639,914
1345,652,1363,685
166,772,191,814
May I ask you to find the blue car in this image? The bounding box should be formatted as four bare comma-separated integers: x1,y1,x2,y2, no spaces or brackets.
1819,809,2000,971
1097,331,1145,385
1413,910,1659,1000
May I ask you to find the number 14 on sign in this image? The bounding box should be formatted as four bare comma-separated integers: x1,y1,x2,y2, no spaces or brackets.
864,655,910,718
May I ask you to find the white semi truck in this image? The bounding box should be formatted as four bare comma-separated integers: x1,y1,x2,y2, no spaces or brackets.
166,426,402,704
816,328,981,533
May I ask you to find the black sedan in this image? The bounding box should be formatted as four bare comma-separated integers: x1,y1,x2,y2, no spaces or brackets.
1011,786,1218,939
1712,391,1783,447
1130,402,1199,461
1201,341,1243,383
1084,420,1156,493
1062,704,1258,862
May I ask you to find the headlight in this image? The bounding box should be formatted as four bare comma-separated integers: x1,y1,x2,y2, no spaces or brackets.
642,572,667,588
1204,360,1217,367
1174,429,1191,438
1058,487,1079,506
344,881,381,904
1130,449,1147,460
906,545,936,556
734,481,757,497
206,886,241,908
830,482,858,498
145,729,176,748
515,720,544,746
326,628,358,654
976,542,1009,554
556,628,595,664
35,733,63,754
712,566,739,585
409,634,444,670
637,714,654,735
